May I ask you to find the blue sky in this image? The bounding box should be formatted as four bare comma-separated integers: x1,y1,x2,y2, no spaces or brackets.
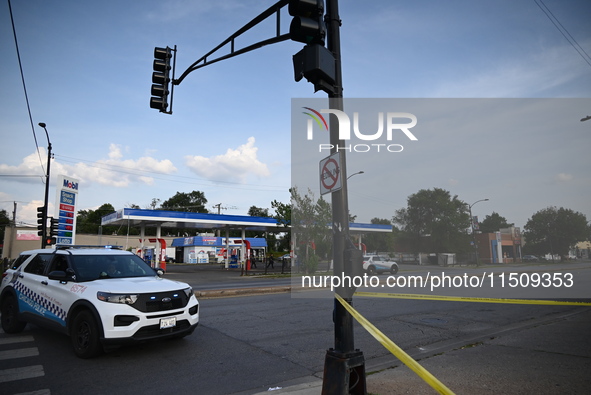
1,0,590,231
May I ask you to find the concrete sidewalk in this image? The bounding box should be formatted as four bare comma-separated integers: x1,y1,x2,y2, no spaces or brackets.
251,307,591,395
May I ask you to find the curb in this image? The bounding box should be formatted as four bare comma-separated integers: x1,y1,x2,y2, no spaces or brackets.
195,286,292,298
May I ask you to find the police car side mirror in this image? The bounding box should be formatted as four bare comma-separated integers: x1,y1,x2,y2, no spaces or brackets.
48,270,74,283
155,268,165,277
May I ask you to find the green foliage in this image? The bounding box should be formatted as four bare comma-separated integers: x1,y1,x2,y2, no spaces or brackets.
393,188,470,254
160,191,208,213
271,199,291,227
0,209,10,248
363,218,395,253
271,198,292,252
248,206,269,217
479,212,513,233
290,187,332,273
76,203,119,234
304,253,319,274
523,206,588,260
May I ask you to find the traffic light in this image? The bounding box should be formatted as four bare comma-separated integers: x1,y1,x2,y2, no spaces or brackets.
49,217,59,238
288,0,325,45
37,206,46,237
150,47,172,112
45,237,56,246
292,44,336,94
288,0,335,94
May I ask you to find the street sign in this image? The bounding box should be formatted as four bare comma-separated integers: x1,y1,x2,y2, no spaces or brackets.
319,152,341,195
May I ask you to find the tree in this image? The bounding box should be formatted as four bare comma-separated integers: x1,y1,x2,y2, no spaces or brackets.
479,212,513,233
523,206,589,260
160,191,208,213
248,206,269,217
392,188,470,255
363,218,395,254
290,187,332,274
0,209,11,253
76,204,118,234
271,198,292,252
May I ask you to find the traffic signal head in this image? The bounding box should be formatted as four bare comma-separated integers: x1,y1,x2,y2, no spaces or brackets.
150,47,172,112
37,206,46,236
49,217,59,238
288,0,325,45
293,43,336,94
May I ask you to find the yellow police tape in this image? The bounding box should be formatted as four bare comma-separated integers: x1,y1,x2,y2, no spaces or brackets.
335,293,455,395
354,291,591,305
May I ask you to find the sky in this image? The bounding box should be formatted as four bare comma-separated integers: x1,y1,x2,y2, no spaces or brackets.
1,0,590,232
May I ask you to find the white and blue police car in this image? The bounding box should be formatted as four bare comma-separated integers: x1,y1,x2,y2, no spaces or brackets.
0,245,199,358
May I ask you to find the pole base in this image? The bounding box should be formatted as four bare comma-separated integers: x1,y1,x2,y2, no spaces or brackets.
321,349,366,395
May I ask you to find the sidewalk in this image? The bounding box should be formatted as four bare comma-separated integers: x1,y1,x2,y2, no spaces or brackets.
251,307,591,394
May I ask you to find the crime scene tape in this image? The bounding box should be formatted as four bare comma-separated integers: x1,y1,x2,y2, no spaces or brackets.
335,293,455,395
354,292,591,306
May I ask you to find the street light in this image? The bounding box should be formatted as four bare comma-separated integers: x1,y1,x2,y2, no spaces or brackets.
38,122,52,249
467,198,489,266
346,170,364,180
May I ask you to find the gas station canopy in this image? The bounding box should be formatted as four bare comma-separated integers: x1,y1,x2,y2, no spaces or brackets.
100,208,392,234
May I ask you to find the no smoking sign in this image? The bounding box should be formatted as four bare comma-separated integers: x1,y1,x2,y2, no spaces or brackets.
319,153,342,195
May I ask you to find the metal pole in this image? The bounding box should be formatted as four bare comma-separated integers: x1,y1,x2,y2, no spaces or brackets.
38,123,52,249
322,1,366,393
468,199,488,266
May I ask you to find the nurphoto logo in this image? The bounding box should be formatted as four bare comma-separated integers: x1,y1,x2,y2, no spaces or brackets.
301,107,418,153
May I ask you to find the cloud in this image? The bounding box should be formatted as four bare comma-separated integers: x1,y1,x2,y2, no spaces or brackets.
0,150,47,184
556,173,573,182
0,145,177,188
185,137,270,183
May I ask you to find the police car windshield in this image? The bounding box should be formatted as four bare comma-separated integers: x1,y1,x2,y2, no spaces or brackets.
69,254,156,282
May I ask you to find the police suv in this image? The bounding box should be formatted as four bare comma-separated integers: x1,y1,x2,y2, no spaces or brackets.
0,245,199,358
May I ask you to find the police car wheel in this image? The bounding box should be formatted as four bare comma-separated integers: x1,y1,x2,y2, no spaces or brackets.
390,264,398,275
71,310,103,358
1,295,27,333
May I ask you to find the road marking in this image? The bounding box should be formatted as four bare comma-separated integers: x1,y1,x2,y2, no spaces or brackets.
0,347,39,361
0,365,45,383
355,291,591,305
0,335,35,345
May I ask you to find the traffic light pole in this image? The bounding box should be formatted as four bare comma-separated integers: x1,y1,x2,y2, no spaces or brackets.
38,123,52,249
321,0,366,393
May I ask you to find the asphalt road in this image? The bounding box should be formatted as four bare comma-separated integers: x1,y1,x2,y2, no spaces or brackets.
2,261,590,394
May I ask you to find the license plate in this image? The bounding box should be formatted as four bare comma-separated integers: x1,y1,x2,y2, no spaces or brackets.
160,317,176,329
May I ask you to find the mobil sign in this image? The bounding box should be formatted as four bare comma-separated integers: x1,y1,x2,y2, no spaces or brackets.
54,175,79,245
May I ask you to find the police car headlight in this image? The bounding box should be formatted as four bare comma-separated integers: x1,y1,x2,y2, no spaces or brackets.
183,287,194,299
97,291,138,305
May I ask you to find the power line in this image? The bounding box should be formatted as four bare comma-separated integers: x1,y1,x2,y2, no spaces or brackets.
534,0,591,68
7,0,46,175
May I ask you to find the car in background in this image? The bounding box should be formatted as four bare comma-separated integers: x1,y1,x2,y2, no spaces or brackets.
522,255,538,262
363,255,399,275
1,245,199,358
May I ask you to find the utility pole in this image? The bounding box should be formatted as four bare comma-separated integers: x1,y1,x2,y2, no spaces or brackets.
148,2,366,391
38,122,52,249
321,0,366,393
